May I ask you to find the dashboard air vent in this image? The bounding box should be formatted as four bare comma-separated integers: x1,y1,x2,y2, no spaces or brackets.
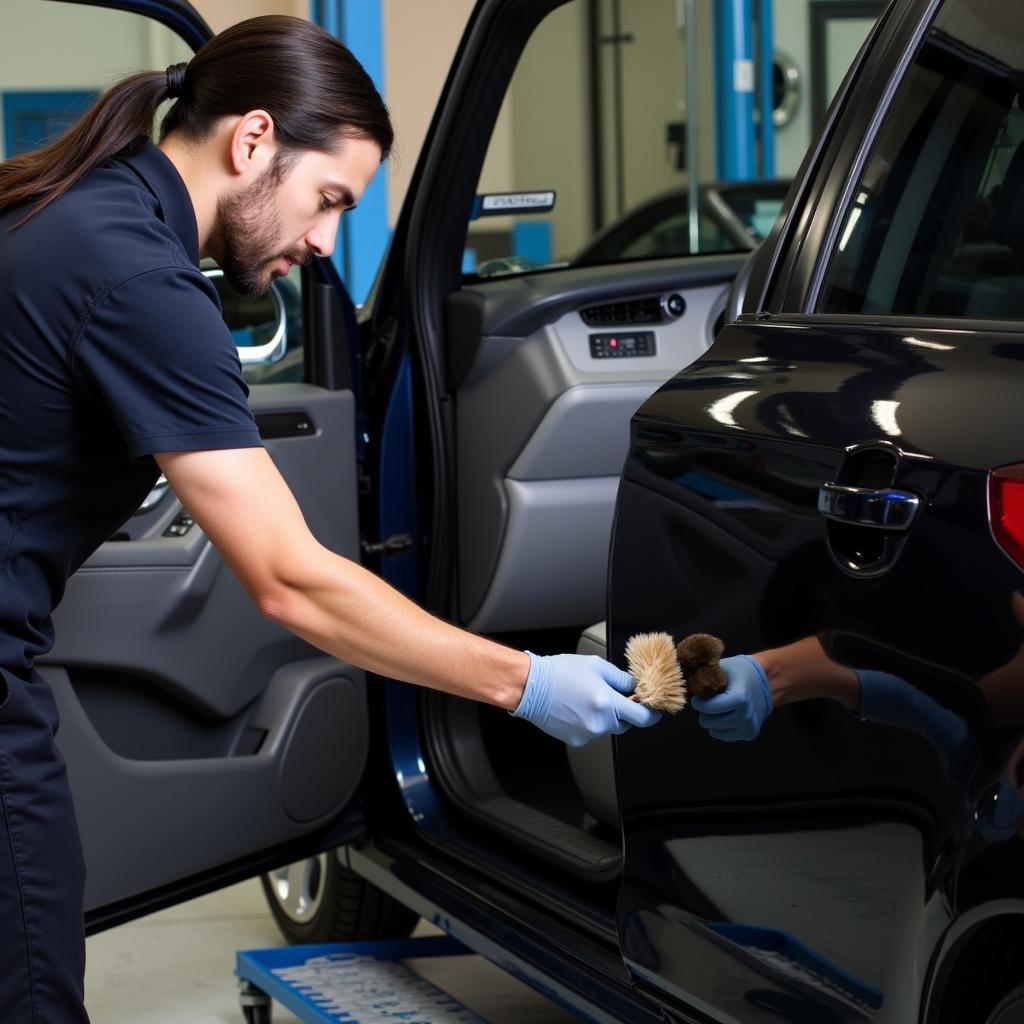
579,296,663,326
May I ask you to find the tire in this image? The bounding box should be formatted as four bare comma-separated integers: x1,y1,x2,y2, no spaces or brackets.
260,851,420,944
988,984,1024,1024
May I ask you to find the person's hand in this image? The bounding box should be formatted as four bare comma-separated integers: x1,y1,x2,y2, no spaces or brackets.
511,653,661,747
692,655,773,741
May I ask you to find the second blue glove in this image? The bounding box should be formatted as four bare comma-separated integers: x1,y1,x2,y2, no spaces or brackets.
691,654,773,741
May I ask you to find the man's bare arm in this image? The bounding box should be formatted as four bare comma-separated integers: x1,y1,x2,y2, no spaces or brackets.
156,447,530,709
756,636,860,710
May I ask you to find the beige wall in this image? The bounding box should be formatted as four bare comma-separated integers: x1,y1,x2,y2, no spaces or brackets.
507,2,588,260
381,0,477,225
605,0,685,217
193,0,308,34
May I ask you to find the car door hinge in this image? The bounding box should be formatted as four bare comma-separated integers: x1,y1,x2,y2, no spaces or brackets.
361,533,413,556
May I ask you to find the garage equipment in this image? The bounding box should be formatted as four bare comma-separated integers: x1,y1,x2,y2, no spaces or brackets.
235,934,487,1023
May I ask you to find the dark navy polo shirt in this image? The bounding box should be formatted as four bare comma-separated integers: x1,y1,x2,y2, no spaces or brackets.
0,140,263,676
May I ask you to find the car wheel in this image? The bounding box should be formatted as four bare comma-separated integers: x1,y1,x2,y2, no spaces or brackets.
988,984,1024,1024
260,852,420,944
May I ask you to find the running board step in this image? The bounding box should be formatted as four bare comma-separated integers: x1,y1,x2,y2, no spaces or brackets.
472,796,620,881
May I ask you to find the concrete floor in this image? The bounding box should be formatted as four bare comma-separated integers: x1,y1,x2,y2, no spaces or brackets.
85,879,579,1023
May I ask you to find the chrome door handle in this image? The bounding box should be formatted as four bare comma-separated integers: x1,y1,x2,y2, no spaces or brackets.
817,483,920,530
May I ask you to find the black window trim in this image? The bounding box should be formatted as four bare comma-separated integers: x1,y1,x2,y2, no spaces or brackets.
750,310,1024,337
803,0,945,314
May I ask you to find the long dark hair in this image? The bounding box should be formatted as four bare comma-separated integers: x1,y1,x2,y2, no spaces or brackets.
0,15,393,223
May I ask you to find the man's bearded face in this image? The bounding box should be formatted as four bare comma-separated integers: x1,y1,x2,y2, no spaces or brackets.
214,156,308,297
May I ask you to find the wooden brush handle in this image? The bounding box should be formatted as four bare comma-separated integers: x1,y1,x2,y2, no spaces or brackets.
676,633,727,700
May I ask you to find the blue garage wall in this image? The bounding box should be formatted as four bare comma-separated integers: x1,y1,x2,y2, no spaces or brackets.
311,0,390,307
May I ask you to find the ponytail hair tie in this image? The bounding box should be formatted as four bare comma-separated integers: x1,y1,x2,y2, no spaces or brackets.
165,63,189,100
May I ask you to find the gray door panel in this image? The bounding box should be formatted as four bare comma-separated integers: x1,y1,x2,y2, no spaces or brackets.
44,659,364,910
451,258,742,632
40,384,367,912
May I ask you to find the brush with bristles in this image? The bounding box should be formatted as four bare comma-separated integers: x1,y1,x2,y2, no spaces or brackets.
677,633,727,700
625,632,687,713
624,631,728,713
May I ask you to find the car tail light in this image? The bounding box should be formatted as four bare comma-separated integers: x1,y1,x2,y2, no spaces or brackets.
990,464,1024,569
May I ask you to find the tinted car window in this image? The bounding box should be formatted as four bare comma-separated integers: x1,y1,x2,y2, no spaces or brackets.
819,0,1024,319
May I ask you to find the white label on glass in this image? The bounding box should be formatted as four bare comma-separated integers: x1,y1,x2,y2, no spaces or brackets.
480,192,555,212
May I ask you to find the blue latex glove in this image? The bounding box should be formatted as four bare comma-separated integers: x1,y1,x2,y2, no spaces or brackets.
856,669,976,781
511,653,662,747
691,655,773,741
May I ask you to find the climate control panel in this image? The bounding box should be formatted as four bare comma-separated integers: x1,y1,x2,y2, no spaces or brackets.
588,331,657,359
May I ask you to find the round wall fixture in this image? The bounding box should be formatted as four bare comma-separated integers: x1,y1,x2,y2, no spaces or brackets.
772,50,801,127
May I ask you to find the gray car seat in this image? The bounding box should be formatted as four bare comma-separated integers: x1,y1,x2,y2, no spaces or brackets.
566,622,619,826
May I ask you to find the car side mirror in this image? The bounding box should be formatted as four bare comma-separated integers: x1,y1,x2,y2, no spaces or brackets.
202,267,288,366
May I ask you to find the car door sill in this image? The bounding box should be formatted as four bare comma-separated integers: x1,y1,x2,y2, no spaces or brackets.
346,839,667,1024
467,795,621,879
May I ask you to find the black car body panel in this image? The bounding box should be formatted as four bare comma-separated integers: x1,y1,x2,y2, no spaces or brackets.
606,0,1024,1019
610,316,1024,1021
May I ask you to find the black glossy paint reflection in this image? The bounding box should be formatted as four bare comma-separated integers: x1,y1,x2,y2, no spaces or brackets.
609,319,1024,1023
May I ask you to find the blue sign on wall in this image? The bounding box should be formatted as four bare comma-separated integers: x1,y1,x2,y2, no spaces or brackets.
2,90,99,157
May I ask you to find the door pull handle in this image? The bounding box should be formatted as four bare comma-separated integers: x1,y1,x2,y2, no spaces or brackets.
817,484,920,531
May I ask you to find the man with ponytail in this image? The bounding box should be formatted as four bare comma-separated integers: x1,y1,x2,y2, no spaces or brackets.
0,14,658,1021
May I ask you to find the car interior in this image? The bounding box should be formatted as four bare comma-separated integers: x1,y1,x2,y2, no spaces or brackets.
420,255,742,886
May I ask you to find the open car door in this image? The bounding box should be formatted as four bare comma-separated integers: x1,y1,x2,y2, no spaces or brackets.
5,0,372,931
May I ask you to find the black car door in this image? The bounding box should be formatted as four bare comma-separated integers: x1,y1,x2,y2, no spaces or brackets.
5,0,373,931
611,0,1024,1021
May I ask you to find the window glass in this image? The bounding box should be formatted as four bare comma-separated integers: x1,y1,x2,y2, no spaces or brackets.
466,0,726,278
0,1,305,381
819,0,1024,319
464,0,745,280
463,0,880,279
